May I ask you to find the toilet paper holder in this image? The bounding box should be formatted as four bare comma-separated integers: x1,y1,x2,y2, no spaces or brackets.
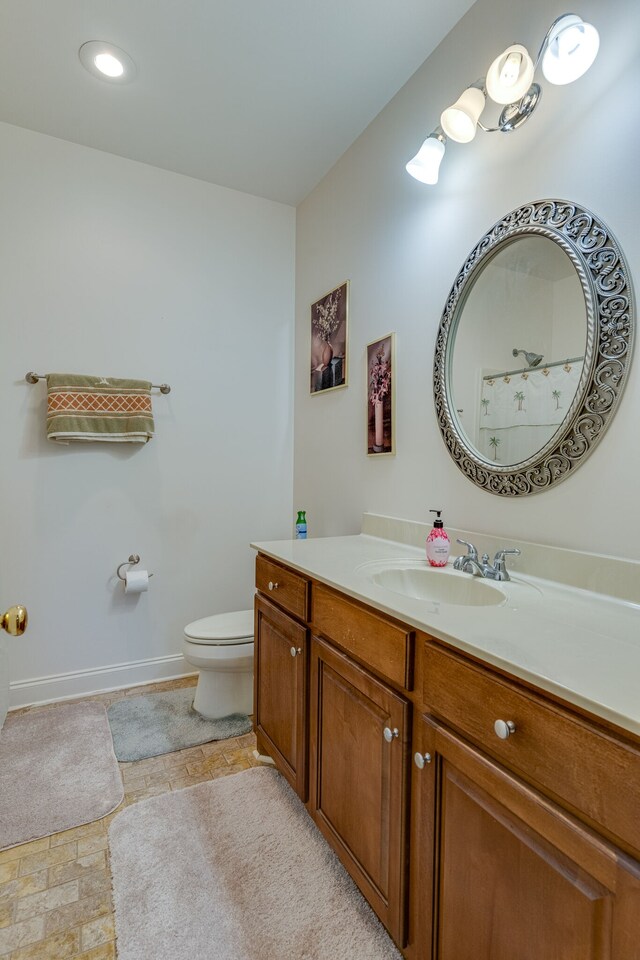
116,554,154,582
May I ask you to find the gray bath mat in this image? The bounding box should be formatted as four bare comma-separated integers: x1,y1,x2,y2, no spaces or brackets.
0,702,123,850
107,688,252,761
110,767,401,960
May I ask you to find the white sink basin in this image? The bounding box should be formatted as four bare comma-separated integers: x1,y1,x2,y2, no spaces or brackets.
357,559,541,609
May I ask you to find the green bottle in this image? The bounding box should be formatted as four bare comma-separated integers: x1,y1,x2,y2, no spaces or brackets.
295,511,307,539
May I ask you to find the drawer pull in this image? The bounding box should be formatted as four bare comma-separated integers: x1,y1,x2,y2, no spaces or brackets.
494,719,517,740
383,727,399,743
268,581,279,591
414,751,432,769
290,646,302,658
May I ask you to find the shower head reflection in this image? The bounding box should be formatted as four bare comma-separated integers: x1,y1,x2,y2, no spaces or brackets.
512,348,544,367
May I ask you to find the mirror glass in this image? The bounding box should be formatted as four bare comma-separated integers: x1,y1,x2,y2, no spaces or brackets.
448,236,586,466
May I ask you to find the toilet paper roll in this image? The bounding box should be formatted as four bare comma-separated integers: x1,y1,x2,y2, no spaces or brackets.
124,570,149,594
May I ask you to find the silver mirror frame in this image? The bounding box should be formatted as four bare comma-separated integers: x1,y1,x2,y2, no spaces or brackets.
434,199,635,497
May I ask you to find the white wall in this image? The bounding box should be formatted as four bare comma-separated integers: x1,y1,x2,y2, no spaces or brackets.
294,0,640,559
0,122,295,704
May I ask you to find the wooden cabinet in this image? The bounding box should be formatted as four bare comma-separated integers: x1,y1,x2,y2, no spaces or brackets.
411,713,640,960
254,595,308,800
254,552,640,959
309,635,410,945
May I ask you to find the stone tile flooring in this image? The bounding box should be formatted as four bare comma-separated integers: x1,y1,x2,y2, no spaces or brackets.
0,677,259,958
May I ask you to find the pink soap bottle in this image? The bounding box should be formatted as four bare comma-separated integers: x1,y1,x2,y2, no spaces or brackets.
426,509,450,567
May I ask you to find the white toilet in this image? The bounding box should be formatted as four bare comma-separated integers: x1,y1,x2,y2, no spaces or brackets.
182,609,254,719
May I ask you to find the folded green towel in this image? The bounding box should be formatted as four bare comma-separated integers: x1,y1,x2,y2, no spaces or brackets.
46,374,154,443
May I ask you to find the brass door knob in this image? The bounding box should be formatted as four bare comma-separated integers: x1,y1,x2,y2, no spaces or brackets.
1,605,28,636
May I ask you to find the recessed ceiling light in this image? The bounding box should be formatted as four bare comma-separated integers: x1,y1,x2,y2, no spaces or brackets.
79,41,136,83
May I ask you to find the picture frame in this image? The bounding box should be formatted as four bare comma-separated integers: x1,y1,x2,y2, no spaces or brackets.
367,332,395,456
310,281,349,395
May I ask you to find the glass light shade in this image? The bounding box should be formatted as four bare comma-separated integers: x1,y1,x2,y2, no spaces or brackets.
440,87,485,144
541,15,599,85
406,136,445,185
486,44,534,104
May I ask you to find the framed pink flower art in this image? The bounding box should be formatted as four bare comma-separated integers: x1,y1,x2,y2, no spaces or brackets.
310,281,349,395
367,333,395,456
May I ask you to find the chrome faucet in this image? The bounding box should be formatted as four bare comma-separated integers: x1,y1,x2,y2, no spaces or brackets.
453,539,521,582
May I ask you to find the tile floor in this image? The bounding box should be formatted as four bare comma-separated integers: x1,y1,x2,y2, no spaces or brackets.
0,676,259,959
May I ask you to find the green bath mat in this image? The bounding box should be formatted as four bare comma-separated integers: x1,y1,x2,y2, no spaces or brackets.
107,688,251,761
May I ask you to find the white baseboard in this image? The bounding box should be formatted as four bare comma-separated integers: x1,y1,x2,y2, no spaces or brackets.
9,654,196,711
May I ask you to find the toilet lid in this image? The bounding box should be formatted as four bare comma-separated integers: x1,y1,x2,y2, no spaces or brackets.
184,609,254,645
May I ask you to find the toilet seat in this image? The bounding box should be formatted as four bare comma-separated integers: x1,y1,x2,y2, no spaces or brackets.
184,609,254,646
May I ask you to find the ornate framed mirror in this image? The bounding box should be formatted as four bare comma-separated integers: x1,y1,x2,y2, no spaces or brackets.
434,200,634,496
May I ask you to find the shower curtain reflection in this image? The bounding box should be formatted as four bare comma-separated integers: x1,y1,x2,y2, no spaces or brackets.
478,362,582,464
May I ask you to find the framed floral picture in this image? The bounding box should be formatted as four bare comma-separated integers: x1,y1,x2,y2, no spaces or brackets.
367,333,395,456
310,281,349,394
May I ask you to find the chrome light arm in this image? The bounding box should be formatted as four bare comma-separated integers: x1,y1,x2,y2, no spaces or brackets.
533,13,568,70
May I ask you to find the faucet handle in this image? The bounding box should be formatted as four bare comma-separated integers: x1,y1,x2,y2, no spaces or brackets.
493,548,521,563
492,547,521,581
453,539,478,571
456,539,478,559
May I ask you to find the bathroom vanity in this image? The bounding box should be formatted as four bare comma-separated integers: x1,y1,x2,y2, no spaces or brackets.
252,524,640,959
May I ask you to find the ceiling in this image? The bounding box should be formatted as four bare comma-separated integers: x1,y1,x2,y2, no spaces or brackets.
0,0,476,205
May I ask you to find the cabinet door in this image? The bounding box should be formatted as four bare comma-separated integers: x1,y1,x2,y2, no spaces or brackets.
411,714,640,960
309,635,410,945
254,595,308,800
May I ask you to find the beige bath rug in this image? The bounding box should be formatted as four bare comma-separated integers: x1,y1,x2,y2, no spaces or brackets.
0,702,123,850
109,766,402,960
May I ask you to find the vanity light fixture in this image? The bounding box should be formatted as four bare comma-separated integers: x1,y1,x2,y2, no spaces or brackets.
406,13,599,185
78,41,137,83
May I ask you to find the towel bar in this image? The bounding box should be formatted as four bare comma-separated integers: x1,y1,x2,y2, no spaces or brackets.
25,372,171,394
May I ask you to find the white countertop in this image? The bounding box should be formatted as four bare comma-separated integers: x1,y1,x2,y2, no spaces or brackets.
251,533,640,738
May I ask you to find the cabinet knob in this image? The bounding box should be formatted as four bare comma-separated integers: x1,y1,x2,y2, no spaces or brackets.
268,581,279,591
290,646,302,658
383,726,399,743
414,751,432,769
494,719,516,740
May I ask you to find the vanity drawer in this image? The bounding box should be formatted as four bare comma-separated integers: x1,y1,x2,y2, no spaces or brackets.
423,642,640,856
312,584,413,690
255,555,309,622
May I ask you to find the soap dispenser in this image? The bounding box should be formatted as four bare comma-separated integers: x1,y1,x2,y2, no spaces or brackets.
426,509,450,567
